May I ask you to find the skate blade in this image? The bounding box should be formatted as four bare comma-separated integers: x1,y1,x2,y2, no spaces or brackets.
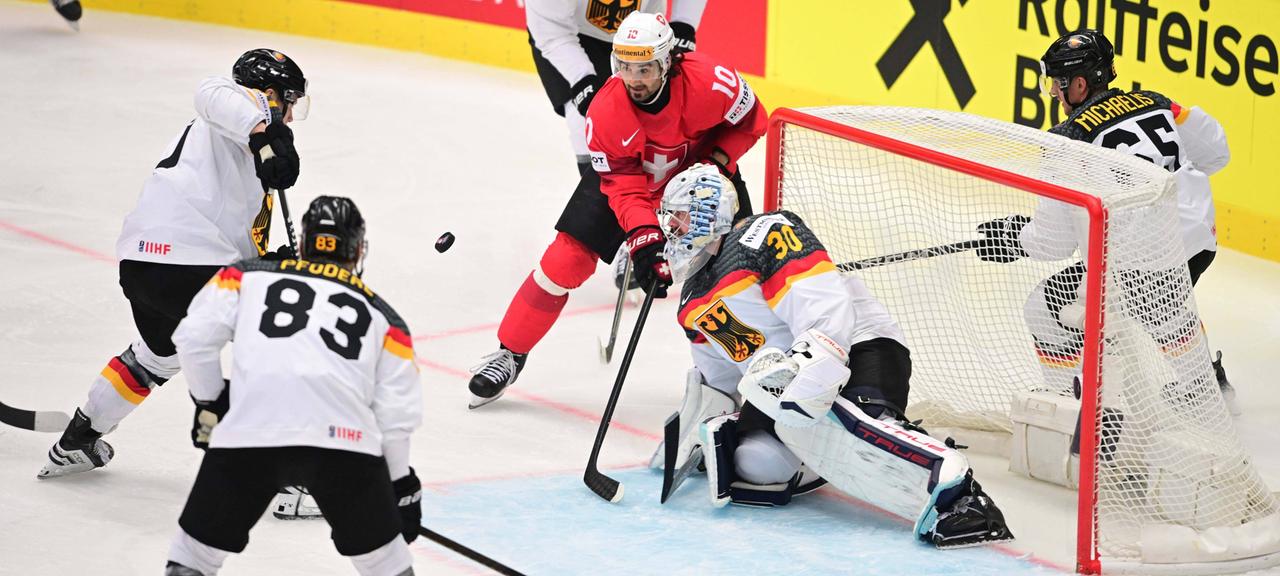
931,531,1015,550
272,512,325,520
37,461,96,479
468,391,505,410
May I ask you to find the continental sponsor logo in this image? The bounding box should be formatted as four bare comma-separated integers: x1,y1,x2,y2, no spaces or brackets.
694,299,765,362
1072,91,1158,131
586,0,638,35
1014,1,1279,129
277,259,374,297
614,45,654,62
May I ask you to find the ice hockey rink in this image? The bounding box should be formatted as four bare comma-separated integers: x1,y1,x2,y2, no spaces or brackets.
2,2,1279,574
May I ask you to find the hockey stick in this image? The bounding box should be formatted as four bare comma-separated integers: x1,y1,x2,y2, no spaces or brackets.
257,146,300,257
0,400,70,433
836,239,986,272
598,258,632,364
418,525,525,576
584,278,659,503
659,411,705,503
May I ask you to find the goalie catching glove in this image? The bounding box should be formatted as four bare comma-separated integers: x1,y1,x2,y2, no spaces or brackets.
742,329,850,428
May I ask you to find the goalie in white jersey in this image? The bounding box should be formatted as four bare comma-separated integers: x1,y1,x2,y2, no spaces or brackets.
39,48,307,479
658,164,1014,549
164,196,423,576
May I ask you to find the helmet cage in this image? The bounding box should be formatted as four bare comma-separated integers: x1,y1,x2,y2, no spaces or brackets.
658,164,737,282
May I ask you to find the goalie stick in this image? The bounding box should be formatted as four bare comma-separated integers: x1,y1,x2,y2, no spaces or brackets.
598,257,632,364
837,239,985,271
0,400,70,433
659,411,705,503
584,279,658,503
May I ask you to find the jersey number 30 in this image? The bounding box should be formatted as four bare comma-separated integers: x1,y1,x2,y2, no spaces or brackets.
258,279,372,360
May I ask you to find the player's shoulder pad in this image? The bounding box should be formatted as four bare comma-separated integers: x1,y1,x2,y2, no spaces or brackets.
1131,88,1172,109
676,53,755,126
720,210,826,274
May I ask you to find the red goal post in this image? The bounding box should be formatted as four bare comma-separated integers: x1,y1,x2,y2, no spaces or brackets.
763,106,1280,575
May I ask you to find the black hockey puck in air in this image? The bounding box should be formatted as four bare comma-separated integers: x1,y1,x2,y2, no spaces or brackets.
435,232,455,253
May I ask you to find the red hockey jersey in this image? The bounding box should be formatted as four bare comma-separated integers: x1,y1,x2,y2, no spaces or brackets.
585,51,766,234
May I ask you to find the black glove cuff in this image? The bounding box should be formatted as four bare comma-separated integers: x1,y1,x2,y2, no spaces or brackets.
569,74,601,117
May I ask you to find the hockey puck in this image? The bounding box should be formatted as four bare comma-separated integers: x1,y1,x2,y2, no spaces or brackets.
435,232,455,253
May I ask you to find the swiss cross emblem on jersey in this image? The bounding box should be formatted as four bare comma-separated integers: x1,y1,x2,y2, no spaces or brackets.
586,0,638,34
642,143,688,191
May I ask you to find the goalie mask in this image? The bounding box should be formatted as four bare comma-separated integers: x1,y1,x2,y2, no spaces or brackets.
657,163,739,283
300,195,366,273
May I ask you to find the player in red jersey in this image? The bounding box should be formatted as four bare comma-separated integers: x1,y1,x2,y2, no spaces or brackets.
468,11,765,408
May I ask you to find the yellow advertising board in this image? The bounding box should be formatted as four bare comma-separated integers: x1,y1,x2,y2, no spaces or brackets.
766,0,1278,260
25,0,1278,260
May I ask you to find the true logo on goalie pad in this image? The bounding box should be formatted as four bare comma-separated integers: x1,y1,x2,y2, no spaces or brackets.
695,299,765,362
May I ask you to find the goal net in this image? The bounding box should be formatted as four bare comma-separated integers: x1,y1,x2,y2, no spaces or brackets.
765,106,1280,574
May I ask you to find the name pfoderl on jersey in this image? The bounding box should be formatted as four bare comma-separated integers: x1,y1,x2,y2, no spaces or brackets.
1071,92,1159,133
737,213,794,249
274,259,375,298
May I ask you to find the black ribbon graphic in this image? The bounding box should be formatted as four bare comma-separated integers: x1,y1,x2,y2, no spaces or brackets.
876,0,976,108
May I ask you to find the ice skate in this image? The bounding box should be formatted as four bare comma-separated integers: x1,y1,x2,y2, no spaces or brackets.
923,475,1015,549
49,0,82,31
38,408,114,479
1213,351,1241,416
272,486,323,520
468,348,526,409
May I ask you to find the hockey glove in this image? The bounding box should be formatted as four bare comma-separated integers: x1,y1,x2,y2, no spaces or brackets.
190,382,230,450
568,74,603,118
625,225,672,298
249,121,300,190
976,215,1031,263
671,21,697,54
260,244,297,262
392,468,423,543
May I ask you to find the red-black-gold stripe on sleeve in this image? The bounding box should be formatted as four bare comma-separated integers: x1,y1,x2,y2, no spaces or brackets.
210,266,243,291
383,326,413,360
760,250,836,308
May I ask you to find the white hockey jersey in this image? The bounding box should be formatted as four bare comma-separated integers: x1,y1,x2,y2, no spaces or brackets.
116,76,277,266
677,212,906,396
525,0,707,86
172,259,422,478
1028,89,1230,263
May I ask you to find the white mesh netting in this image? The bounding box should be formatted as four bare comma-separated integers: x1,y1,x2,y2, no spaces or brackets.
770,106,1279,570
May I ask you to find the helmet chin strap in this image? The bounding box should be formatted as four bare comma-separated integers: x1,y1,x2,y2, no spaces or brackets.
639,74,669,106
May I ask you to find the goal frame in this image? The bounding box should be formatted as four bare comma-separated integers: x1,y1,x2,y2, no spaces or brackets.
764,107,1110,574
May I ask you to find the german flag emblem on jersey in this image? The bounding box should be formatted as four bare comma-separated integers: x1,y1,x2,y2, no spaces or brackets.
383,326,413,360
695,299,765,362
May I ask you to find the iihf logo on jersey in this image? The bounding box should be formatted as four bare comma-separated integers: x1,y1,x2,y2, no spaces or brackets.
328,424,364,443
138,240,171,255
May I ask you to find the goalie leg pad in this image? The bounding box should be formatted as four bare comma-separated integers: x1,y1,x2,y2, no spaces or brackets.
734,430,801,484
650,369,737,470
699,413,739,508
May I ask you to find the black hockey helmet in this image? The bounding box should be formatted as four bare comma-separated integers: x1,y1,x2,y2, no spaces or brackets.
1040,29,1116,93
301,196,366,269
233,49,308,110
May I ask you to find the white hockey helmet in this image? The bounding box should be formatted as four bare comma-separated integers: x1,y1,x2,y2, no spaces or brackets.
658,163,739,283
611,12,676,77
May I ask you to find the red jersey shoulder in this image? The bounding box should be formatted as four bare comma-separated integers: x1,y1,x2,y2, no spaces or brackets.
586,77,644,162
673,53,755,128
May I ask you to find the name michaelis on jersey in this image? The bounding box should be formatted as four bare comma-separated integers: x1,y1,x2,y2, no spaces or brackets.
1070,91,1159,132
275,258,375,298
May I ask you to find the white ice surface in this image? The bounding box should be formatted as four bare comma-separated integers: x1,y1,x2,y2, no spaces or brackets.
1,3,1277,575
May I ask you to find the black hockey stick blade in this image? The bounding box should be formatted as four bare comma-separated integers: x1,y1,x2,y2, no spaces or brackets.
837,239,986,272
0,401,70,433
659,411,705,504
584,280,658,503
418,525,526,576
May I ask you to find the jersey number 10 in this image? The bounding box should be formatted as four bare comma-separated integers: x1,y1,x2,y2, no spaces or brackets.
258,278,372,360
